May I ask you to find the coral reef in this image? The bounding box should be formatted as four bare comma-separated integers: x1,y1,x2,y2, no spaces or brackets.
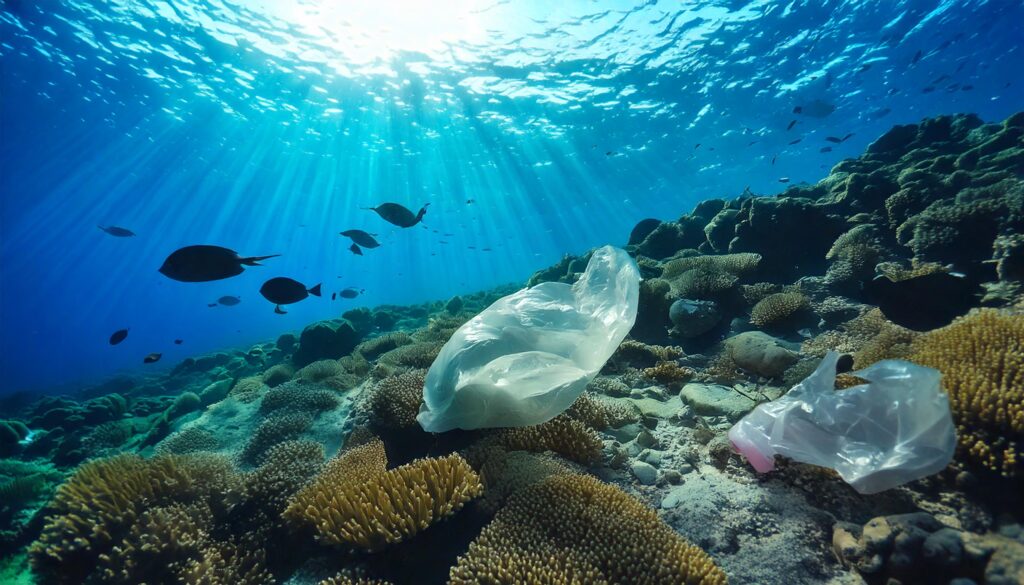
448,473,727,584
749,291,810,329
365,371,425,429
493,415,604,465
911,309,1024,476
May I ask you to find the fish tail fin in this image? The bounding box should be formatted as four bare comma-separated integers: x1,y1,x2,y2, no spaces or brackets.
309,283,322,297
240,254,280,266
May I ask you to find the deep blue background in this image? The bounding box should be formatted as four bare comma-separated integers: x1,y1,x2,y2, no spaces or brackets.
1,0,1022,394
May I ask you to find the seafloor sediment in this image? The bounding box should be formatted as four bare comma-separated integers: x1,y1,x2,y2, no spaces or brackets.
1,111,1023,585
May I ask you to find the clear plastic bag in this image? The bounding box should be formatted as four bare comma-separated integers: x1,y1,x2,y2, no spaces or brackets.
728,351,957,494
417,245,640,432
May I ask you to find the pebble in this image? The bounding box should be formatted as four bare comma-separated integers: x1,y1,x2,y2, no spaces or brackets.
631,460,659,485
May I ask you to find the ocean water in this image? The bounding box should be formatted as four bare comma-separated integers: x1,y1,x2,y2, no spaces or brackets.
2,0,1021,393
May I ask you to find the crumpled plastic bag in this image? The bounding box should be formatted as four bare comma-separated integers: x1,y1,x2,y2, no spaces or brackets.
417,245,640,432
728,351,956,494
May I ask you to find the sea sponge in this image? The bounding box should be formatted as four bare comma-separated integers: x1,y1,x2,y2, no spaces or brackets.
448,473,727,585
30,453,239,584
156,427,220,455
284,439,482,551
261,364,295,387
366,371,425,429
494,415,603,465
910,309,1024,476
259,380,339,415
239,412,314,465
749,291,810,329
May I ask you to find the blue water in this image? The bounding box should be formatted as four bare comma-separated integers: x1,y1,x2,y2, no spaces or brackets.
1,0,1021,394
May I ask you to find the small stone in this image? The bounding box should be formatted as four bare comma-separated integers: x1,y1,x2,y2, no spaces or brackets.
631,461,658,485
636,429,659,448
922,528,964,568
638,449,663,466
679,382,758,421
678,462,694,474
669,298,722,338
723,331,800,377
663,470,683,484
660,486,687,509
707,435,733,469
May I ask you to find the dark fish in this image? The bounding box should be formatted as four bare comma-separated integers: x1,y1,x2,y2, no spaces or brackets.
439,240,449,244
858,64,871,73
842,133,855,141
159,245,279,282
771,154,777,165
217,295,241,306
109,328,129,345
786,120,797,131
364,202,429,228
350,243,363,256
143,353,162,364
98,225,135,237
794,99,835,118
862,272,979,331
922,86,935,93
825,136,843,143
331,293,337,300
911,49,923,65
694,143,701,149
605,151,614,156
260,277,322,312
443,233,455,236
466,199,475,204
932,74,950,85
820,146,833,153
174,339,183,345
961,84,973,91
274,305,287,315
788,138,802,145
340,229,380,248
482,247,492,252
778,177,790,183
628,218,661,246
746,140,759,146
340,287,363,299
207,303,218,307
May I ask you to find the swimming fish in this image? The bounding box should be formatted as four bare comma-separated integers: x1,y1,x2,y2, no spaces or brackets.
207,303,217,307
340,287,364,299
466,199,475,204
109,328,128,345
350,243,363,256
174,339,183,345
217,295,241,306
143,353,162,364
824,136,843,143
786,120,797,131
911,49,923,65
364,202,429,228
98,225,135,237
340,230,380,248
331,293,337,300
274,306,287,314
793,99,835,118
788,138,802,145
159,245,279,282
862,271,979,331
820,146,833,153
260,277,321,313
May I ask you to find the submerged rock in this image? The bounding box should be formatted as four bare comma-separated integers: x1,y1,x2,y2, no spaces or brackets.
292,320,362,367
678,382,757,421
669,298,722,338
723,331,799,378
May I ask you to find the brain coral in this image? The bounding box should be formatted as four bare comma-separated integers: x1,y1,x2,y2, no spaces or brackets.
911,309,1024,476
284,438,482,552
448,473,727,585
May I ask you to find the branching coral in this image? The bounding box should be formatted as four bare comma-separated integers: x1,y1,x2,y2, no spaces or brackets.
661,252,762,280
911,309,1024,476
239,412,314,465
641,361,696,390
156,426,220,455
749,291,810,329
229,376,266,403
563,392,637,430
494,415,603,465
318,573,393,585
29,453,240,584
261,364,295,387
608,339,683,370
669,268,739,301
469,445,576,514
259,380,339,415
378,341,444,369
356,332,414,361
843,308,919,369
366,371,426,429
284,439,482,551
448,473,728,585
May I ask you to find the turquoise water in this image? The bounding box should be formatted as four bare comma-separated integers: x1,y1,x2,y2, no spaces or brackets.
1,0,1022,393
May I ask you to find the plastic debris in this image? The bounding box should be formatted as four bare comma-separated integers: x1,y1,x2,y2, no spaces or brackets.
728,351,956,494
417,245,640,432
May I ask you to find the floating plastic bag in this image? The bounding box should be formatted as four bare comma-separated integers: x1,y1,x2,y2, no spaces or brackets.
728,351,956,494
417,245,640,432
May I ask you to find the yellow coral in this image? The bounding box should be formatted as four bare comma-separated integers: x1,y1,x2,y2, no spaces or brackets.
642,360,696,389
564,392,637,430
495,415,603,465
284,439,482,551
662,252,761,279
911,309,1024,476
749,291,809,328
448,474,727,585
